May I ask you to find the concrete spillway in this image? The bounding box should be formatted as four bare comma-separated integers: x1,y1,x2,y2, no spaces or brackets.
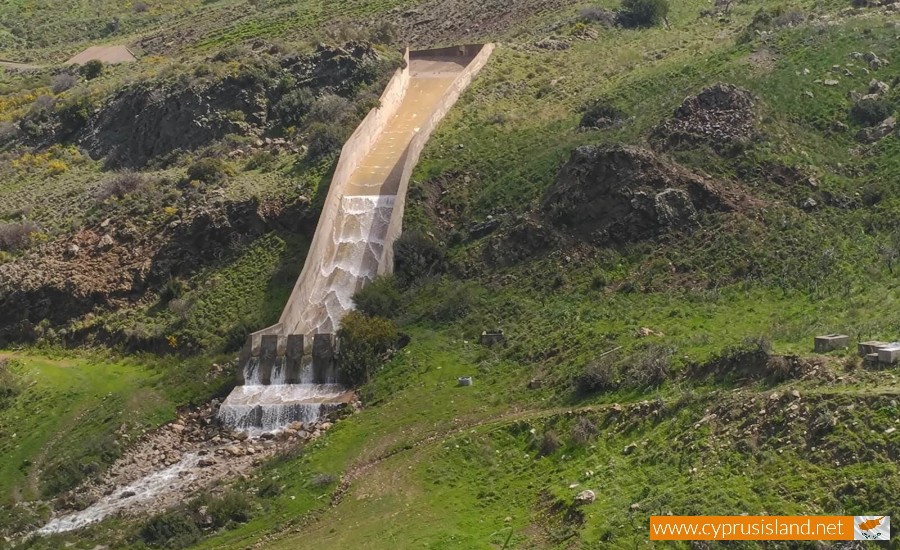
219,44,494,433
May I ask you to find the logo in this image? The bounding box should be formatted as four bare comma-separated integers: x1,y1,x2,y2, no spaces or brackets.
854,516,890,540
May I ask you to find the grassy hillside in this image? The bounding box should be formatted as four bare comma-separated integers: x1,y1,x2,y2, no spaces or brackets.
2,0,900,548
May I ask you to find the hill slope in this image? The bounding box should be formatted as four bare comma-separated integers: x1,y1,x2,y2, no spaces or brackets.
2,0,900,548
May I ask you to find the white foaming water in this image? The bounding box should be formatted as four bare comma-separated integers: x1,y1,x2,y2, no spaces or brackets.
299,195,395,335
37,454,201,535
219,195,393,433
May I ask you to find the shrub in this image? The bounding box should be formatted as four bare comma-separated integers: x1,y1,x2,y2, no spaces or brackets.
57,93,93,134
850,98,894,127
187,157,231,184
306,122,344,159
272,87,316,128
206,490,252,528
79,60,104,80
371,21,397,44
535,430,562,457
19,95,56,138
623,344,674,390
245,150,278,171
337,311,399,386
140,511,200,549
307,93,353,125
618,0,670,28
574,356,619,395
0,221,40,251
133,1,150,12
570,416,598,445
168,298,193,321
353,275,402,318
0,121,18,143
50,72,78,93
96,171,147,200
580,99,626,129
393,230,446,287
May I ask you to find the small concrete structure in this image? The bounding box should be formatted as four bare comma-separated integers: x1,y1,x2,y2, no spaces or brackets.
865,352,881,367
284,334,304,384
311,333,336,383
457,376,473,387
859,341,889,356
258,334,278,386
878,345,900,365
814,334,850,353
480,330,505,346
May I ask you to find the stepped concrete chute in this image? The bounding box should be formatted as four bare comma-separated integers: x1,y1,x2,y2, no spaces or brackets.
219,44,494,433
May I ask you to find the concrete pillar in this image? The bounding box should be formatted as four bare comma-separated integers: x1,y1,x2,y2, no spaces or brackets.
312,333,336,384
237,335,252,385
285,334,304,384
259,334,278,385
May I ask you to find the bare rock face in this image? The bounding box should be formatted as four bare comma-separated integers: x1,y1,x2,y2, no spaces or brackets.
0,198,314,348
542,145,733,243
653,83,757,154
80,42,380,168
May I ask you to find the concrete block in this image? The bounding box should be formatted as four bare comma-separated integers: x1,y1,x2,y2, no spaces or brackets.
285,334,304,385
480,330,505,346
814,334,849,353
865,352,880,366
858,341,889,356
259,334,278,385
312,334,336,384
878,345,900,365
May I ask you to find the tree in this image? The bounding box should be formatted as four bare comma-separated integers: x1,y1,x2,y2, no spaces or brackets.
78,60,104,80
337,311,398,386
618,0,670,28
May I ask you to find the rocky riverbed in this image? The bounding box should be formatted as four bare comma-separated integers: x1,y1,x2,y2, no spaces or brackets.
35,397,358,536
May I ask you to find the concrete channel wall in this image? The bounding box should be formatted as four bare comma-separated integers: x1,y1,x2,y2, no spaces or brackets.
377,43,494,273
276,48,411,338
242,44,493,358
243,49,413,354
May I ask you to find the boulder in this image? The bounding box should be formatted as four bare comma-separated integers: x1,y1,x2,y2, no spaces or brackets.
574,490,596,505
857,116,896,143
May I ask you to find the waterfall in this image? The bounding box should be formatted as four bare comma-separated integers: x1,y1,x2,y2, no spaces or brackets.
218,196,396,434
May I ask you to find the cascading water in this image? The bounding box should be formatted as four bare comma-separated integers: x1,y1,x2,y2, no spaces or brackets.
218,196,395,433
37,454,202,535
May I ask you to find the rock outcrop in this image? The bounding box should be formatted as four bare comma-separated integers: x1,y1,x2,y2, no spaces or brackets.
0,198,314,348
80,43,381,168
542,145,733,243
653,83,757,153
